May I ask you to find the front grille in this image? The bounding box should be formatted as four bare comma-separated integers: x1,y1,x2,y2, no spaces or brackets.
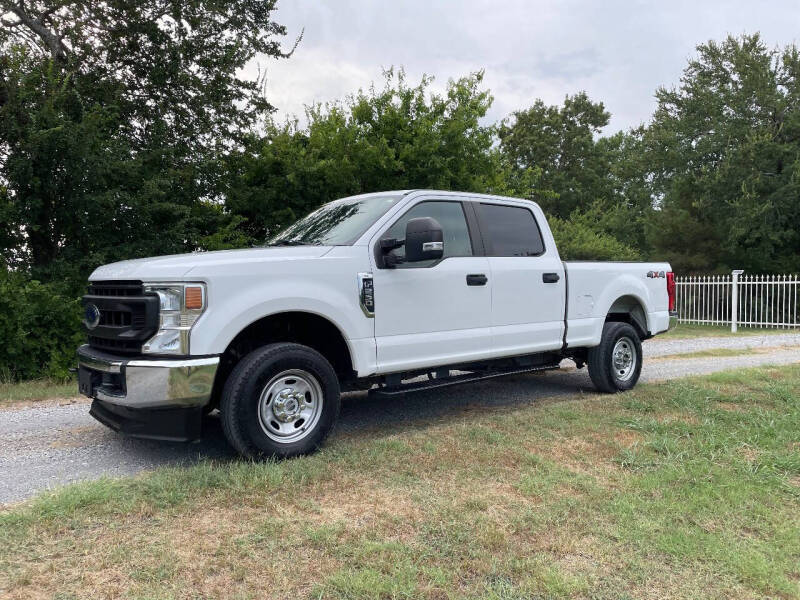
87,336,143,353
83,280,159,355
99,310,132,327
88,281,144,297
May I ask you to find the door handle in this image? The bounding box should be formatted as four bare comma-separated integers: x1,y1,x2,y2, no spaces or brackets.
542,272,560,283
466,274,488,286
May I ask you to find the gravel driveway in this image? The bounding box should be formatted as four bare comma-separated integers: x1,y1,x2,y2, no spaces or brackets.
644,331,800,357
2,333,799,504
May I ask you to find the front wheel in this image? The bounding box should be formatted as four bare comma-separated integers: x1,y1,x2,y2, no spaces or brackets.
587,322,642,393
220,343,341,459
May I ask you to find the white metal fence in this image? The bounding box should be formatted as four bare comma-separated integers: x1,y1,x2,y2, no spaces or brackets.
676,272,800,331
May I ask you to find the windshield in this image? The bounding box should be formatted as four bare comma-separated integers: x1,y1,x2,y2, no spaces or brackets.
268,193,404,246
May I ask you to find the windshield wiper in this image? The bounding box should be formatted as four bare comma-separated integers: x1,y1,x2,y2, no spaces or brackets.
267,240,310,247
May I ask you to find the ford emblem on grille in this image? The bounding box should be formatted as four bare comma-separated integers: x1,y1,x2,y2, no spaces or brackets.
83,303,101,330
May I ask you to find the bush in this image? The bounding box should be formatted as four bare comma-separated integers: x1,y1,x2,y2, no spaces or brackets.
549,215,640,261
0,270,84,381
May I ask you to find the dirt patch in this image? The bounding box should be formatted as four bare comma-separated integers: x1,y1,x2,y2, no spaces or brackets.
716,401,747,412
4,484,421,600
165,508,340,599
527,434,623,481
613,429,643,447
0,396,87,411
656,411,700,425
49,426,106,449
739,446,760,462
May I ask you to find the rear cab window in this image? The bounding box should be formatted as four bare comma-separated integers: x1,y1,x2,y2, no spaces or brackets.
476,203,545,257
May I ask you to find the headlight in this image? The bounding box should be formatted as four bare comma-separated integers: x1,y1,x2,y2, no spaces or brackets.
142,283,207,355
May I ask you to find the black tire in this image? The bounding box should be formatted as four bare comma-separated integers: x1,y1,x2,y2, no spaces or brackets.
587,322,642,393
220,343,341,459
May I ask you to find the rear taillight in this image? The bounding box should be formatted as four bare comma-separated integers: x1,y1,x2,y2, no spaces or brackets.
666,271,676,312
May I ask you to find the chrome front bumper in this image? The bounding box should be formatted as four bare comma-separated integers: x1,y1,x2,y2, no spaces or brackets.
77,344,219,409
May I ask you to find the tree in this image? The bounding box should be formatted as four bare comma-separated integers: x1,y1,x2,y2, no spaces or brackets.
498,92,613,219
0,0,289,147
642,33,800,273
226,69,507,241
0,0,291,279
498,92,651,261
595,128,657,256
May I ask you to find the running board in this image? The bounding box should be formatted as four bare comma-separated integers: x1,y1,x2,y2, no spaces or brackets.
368,363,562,398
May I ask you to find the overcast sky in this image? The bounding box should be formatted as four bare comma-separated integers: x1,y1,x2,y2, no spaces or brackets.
253,0,800,133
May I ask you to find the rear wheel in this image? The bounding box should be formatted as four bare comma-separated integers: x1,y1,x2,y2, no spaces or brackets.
587,322,642,393
220,343,341,459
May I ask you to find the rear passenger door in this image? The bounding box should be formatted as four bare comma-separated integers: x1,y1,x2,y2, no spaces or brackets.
474,201,566,356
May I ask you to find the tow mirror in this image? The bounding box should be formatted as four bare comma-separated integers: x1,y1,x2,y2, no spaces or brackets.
404,217,444,262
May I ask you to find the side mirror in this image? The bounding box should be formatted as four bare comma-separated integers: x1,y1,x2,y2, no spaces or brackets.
404,217,444,262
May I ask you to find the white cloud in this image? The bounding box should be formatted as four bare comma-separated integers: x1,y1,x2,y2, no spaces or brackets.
249,0,800,132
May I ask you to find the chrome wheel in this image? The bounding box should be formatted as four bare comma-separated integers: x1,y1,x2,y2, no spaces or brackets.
258,369,323,444
611,336,637,382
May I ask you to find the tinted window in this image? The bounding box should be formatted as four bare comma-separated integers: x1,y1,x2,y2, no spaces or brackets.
384,201,473,267
477,203,544,257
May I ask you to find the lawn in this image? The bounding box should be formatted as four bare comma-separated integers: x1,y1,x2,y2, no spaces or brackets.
658,347,758,360
662,321,799,339
0,378,79,407
1,366,799,599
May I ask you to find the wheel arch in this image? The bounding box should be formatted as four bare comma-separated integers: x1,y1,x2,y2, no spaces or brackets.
605,294,649,340
209,311,355,409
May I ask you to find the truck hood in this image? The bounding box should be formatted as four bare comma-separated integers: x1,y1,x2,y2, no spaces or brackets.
90,246,333,281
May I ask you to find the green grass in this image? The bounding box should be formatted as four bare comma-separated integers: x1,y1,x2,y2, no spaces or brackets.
0,378,78,406
662,321,798,339
2,366,800,598
660,347,758,360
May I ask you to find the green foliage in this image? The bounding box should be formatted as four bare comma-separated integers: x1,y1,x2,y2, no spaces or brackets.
226,69,506,241
0,0,288,146
0,270,84,380
598,130,657,255
0,50,216,279
499,92,613,218
0,1,290,379
498,34,800,272
642,33,800,273
0,0,290,279
498,92,646,260
549,210,640,261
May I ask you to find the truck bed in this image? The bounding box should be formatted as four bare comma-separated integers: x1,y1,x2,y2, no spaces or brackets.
564,261,672,348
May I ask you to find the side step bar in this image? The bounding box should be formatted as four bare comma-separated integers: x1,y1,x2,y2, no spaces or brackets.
368,362,562,398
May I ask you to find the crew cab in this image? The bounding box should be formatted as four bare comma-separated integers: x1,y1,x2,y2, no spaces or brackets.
77,190,676,458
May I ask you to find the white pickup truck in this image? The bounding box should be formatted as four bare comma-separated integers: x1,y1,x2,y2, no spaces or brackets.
77,190,676,458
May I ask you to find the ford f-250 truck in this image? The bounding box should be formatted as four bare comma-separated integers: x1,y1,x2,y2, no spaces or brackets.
77,190,676,458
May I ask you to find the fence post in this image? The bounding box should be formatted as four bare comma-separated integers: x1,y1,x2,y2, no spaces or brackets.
731,270,744,332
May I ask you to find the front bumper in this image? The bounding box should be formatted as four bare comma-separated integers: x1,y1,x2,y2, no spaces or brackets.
77,344,219,409
77,345,220,441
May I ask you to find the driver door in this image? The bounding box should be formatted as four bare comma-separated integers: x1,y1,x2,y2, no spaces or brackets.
371,200,493,374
